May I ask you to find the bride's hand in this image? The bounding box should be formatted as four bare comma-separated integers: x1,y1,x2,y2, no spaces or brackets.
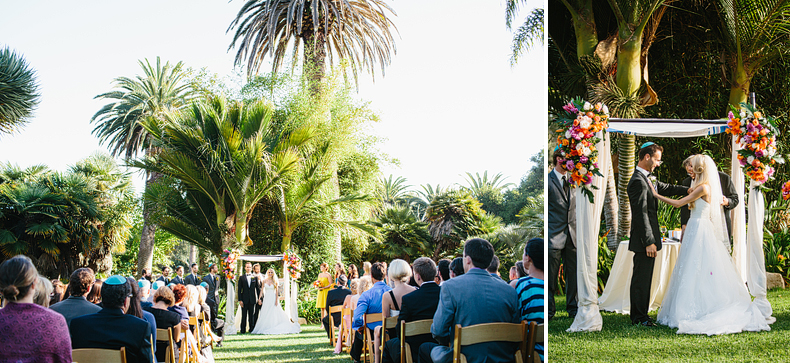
648,180,658,196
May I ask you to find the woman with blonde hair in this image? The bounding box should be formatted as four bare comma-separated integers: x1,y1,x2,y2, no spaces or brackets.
314,263,332,319
251,268,300,334
334,278,363,354
373,259,416,363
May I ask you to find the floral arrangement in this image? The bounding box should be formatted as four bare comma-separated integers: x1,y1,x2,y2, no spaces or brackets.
726,102,784,185
283,250,303,280
782,181,790,200
554,97,609,202
220,249,240,282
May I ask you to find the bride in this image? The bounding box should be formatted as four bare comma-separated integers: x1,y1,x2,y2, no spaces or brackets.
650,154,771,335
250,268,300,335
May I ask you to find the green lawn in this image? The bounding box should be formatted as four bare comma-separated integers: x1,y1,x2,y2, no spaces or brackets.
549,290,790,362
213,324,351,362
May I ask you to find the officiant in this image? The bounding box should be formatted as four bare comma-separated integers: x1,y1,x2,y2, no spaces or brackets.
678,155,739,244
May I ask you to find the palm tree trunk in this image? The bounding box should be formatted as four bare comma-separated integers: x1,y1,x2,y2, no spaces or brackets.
137,169,161,278
728,61,751,107
564,0,597,58
603,159,619,250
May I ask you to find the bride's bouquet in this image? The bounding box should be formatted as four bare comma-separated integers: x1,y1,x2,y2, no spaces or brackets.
726,102,784,185
554,97,609,202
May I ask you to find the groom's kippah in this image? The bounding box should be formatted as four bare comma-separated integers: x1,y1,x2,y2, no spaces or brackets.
640,141,656,149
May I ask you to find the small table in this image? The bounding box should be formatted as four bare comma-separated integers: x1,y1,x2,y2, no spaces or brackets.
598,240,682,314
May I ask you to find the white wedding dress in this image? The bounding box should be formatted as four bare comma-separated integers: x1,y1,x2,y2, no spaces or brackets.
250,283,301,335
656,198,770,335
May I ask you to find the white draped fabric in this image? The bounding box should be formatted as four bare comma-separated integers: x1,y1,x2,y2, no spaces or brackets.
747,181,776,324
731,139,748,283
608,119,728,138
225,282,237,335
568,133,610,332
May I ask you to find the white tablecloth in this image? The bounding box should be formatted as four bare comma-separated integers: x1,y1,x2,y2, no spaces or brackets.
598,240,681,314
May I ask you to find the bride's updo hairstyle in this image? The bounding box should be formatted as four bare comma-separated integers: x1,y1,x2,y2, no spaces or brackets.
689,154,710,210
0,255,38,302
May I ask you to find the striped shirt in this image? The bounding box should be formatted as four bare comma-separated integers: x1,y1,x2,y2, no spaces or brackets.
516,276,544,362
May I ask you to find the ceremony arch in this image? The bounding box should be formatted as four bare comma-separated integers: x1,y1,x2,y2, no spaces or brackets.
568,118,773,332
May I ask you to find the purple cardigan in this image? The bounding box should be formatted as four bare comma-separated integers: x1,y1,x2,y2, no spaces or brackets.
0,302,72,363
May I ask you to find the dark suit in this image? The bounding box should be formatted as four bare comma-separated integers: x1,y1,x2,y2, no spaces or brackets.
237,274,260,333
679,171,738,241
547,169,577,319
627,169,687,324
185,273,200,286
383,281,441,363
156,275,171,285
70,308,154,363
171,275,185,285
322,286,352,338
419,269,519,363
202,274,220,322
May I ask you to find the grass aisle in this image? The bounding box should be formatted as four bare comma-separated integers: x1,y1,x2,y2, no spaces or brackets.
549,290,790,362
214,325,350,362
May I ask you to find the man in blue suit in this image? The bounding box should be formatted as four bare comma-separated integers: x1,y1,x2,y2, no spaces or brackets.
70,275,154,363
419,238,520,363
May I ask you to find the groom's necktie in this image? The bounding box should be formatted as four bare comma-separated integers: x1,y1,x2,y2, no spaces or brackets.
562,175,570,199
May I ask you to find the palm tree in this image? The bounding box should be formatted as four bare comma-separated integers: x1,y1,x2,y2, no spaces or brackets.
461,171,514,195
714,0,790,107
425,189,487,260
91,57,194,278
378,175,411,207
506,1,544,65
227,0,398,87
0,47,40,135
367,205,432,262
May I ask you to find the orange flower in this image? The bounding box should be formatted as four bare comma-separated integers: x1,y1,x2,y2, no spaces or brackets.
754,111,763,119
576,163,583,170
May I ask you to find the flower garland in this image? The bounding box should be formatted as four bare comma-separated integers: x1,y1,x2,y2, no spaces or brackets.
554,98,609,202
726,102,784,185
283,250,303,280
220,249,240,282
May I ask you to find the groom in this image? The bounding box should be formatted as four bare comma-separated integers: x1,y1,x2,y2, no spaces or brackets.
627,142,688,326
238,262,261,333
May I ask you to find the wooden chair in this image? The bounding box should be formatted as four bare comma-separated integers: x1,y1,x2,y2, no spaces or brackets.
399,319,433,363
199,310,217,349
328,305,343,346
524,321,544,363
379,315,399,363
362,313,384,363
343,308,354,353
71,347,127,363
156,327,177,363
189,316,199,343
451,321,528,363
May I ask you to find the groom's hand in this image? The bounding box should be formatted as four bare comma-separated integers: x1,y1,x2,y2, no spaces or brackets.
646,244,657,258
239,302,243,308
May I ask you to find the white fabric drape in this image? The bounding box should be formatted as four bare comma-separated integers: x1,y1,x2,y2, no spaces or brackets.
747,181,776,324
283,265,292,320
731,138,748,283
225,282,237,335
290,281,299,322
567,133,610,332
607,120,727,138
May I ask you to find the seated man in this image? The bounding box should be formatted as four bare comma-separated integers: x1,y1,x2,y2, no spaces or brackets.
516,238,545,363
70,275,154,363
50,267,101,327
419,238,520,363
323,274,352,339
350,262,392,363
382,257,441,363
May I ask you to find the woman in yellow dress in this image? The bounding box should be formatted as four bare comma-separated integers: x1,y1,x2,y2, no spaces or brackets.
314,263,332,319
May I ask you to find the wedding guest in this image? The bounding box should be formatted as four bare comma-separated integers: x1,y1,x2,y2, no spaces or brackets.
509,261,528,288
436,259,451,285
486,255,504,280
50,279,66,306
315,263,333,320
169,284,191,331
157,266,173,285
71,276,153,363
449,257,464,278
350,262,392,363
86,279,103,304
185,263,201,286
334,262,347,284
144,286,183,362
172,266,186,285
516,238,545,363
149,280,164,303
548,148,577,320
51,268,102,327
126,277,157,356
202,264,220,319
335,278,363,354
382,257,441,363
419,238,519,363
323,274,351,339
0,255,72,363
197,285,223,347
139,280,152,308
142,267,154,284
348,264,359,280
375,259,416,363
363,261,372,277
252,263,263,323
34,275,54,307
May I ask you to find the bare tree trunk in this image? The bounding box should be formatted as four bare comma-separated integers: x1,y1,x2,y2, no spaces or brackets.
137,169,162,278
603,158,619,250
616,135,635,245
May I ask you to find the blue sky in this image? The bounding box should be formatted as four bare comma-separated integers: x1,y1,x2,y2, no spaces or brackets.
0,0,545,194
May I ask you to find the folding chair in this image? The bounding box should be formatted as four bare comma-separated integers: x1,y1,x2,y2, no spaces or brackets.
379,315,399,363
156,327,177,363
343,308,354,353
362,313,384,363
71,347,127,363
399,319,433,363
328,305,343,346
525,321,544,363
189,316,199,343
451,321,528,363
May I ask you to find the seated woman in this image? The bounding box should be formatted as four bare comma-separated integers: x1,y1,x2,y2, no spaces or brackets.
334,278,362,354
126,277,157,354
197,285,224,347
374,259,416,363
33,276,53,307
86,279,102,304
0,255,72,363
144,286,183,362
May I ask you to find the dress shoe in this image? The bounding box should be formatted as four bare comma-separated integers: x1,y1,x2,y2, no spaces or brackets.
634,320,656,327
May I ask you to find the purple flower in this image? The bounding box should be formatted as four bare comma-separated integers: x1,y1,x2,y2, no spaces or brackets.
728,111,734,119
755,150,764,158
580,156,589,164
747,123,755,132
740,159,747,166
566,160,575,170
744,136,753,144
